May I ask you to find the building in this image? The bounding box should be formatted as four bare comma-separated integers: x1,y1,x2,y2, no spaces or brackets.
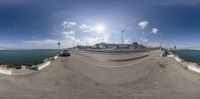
94,42,146,49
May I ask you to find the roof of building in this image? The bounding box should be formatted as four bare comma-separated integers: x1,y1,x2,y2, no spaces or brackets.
96,42,141,46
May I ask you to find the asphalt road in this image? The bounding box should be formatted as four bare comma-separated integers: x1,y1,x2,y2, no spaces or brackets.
0,50,200,99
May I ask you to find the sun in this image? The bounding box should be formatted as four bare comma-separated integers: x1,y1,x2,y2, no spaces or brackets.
95,24,106,33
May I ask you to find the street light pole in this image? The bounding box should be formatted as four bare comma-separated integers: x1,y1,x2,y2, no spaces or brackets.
57,42,61,49
73,40,75,49
121,30,124,44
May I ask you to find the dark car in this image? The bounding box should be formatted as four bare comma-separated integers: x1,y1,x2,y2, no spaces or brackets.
60,50,71,56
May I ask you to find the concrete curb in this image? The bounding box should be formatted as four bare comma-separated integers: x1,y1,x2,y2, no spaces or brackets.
188,64,200,73
0,66,12,75
37,61,51,71
34,55,59,71
169,53,200,74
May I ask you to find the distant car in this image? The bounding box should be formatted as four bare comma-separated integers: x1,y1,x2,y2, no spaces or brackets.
60,50,71,56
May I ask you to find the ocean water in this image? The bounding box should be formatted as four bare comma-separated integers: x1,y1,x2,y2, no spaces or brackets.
0,49,62,66
172,50,200,63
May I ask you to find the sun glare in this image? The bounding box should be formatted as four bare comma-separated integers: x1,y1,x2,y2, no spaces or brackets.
95,24,106,33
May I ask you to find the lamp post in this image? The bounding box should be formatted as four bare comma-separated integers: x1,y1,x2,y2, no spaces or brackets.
57,42,61,49
121,30,124,44
73,40,75,49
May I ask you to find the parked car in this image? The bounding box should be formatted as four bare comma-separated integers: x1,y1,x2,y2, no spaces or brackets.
60,50,71,56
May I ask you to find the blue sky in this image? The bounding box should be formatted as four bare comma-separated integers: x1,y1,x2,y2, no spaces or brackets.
0,0,200,49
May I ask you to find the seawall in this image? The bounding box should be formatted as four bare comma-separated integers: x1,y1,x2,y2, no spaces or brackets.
0,54,59,75
166,50,200,74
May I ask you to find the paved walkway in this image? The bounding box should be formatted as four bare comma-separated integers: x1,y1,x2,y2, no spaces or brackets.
0,50,200,99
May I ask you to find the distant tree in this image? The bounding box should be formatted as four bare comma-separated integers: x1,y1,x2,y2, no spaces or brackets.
133,42,138,45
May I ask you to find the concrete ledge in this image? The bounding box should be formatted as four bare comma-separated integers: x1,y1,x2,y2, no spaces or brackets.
54,55,58,60
167,55,174,58
188,63,200,73
0,66,12,75
37,61,51,71
35,55,59,71
175,56,183,62
171,53,200,74
0,54,59,75
180,61,189,68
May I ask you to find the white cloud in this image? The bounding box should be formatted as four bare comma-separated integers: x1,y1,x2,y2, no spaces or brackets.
62,21,76,28
62,31,75,41
74,39,85,45
139,37,160,48
138,21,148,29
124,39,132,44
65,35,76,41
78,23,109,45
22,39,74,49
62,21,77,41
79,24,95,33
1,21,110,49
148,42,160,47
151,28,158,34
83,35,109,45
63,31,75,36
140,37,149,43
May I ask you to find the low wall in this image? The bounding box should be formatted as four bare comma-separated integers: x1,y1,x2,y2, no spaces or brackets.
34,55,59,71
0,66,12,75
188,63,200,73
175,56,183,62
37,61,51,70
170,51,200,74
0,54,59,75
167,55,175,58
54,56,58,59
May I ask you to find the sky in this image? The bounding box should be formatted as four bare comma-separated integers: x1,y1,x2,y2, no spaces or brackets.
0,0,200,49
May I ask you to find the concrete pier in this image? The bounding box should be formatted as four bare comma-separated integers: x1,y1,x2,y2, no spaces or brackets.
0,50,200,99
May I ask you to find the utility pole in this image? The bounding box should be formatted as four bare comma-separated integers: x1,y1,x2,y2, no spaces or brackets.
121,30,124,44
121,24,127,44
57,42,61,49
73,40,75,49
160,42,162,48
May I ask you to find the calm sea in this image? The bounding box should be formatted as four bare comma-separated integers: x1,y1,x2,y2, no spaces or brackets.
172,50,200,63
0,49,62,66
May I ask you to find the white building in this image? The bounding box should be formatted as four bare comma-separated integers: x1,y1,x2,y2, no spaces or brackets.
95,42,146,49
